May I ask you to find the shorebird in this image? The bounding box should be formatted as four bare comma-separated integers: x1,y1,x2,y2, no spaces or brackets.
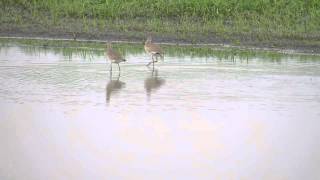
144,35,164,67
106,42,126,71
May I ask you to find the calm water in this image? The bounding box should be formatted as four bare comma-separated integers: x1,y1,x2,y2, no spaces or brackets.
0,41,320,180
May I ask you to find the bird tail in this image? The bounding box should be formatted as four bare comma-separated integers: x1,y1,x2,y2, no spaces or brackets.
122,59,126,62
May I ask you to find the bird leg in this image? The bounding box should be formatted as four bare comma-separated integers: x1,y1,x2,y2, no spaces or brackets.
146,54,155,66
151,67,155,75
154,54,159,63
152,54,156,69
110,63,113,72
118,63,120,71
116,71,121,80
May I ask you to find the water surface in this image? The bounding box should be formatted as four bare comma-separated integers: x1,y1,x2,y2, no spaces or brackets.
0,41,320,180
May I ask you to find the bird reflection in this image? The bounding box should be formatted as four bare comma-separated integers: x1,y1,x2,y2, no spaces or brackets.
144,68,165,101
106,71,125,105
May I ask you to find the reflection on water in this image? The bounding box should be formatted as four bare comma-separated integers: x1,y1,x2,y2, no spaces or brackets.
1,38,320,64
106,71,126,105
144,68,166,101
0,40,320,180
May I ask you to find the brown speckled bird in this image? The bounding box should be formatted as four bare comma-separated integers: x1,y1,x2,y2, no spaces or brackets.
106,42,126,71
144,36,164,67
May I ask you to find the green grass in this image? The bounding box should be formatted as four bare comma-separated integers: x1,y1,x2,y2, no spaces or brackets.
1,0,320,43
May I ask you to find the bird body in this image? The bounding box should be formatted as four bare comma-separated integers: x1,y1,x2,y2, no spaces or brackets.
144,36,163,67
106,43,126,71
144,42,163,56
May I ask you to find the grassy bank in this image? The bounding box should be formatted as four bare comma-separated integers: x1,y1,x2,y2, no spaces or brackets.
1,0,320,50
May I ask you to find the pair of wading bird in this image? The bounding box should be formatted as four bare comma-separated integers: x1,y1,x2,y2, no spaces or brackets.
106,36,163,71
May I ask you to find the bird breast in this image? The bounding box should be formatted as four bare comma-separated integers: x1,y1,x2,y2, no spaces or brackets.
107,49,123,61
144,44,162,54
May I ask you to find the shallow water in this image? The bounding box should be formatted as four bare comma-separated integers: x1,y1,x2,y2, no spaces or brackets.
0,41,320,180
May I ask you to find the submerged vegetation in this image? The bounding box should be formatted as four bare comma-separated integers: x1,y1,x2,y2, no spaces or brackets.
1,38,319,63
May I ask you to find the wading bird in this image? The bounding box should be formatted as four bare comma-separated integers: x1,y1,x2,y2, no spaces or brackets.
106,42,126,71
144,35,164,68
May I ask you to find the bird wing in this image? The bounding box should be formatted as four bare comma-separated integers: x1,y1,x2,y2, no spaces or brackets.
145,43,163,54
107,48,123,60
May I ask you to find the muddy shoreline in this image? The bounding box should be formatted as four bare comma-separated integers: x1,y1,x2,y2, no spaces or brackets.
0,26,319,54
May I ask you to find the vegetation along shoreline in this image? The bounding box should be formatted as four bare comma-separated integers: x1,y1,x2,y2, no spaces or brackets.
1,0,319,54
